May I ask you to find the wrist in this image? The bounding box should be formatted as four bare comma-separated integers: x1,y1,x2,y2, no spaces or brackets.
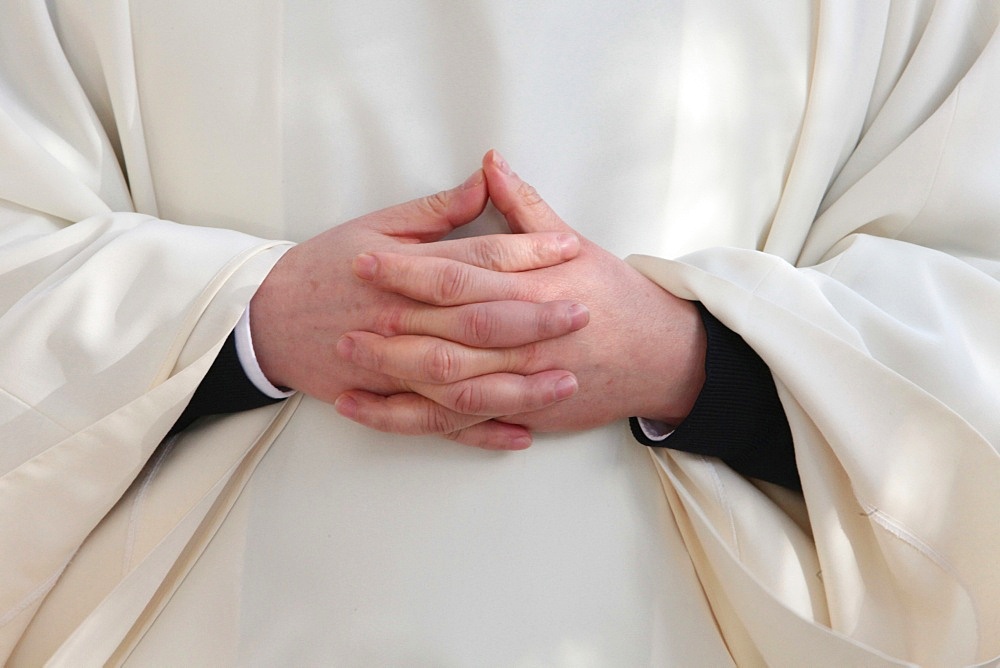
235,306,296,398
635,296,706,427
248,246,300,390
635,302,799,490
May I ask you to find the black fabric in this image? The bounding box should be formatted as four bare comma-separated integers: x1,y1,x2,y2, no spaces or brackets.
630,302,800,491
177,308,797,489
169,330,285,435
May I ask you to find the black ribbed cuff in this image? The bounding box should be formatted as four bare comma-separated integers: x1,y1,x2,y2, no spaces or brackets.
631,303,799,491
169,330,285,435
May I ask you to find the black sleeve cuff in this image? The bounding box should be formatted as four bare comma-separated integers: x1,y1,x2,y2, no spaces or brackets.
630,302,800,491
169,330,286,435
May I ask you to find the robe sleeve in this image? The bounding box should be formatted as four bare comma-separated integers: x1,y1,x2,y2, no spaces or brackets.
624,6,1000,663
0,1,287,657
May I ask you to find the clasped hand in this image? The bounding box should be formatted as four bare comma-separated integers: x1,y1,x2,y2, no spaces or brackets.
252,151,705,450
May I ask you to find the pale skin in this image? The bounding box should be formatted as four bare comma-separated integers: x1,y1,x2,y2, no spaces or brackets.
330,150,707,444
249,168,592,449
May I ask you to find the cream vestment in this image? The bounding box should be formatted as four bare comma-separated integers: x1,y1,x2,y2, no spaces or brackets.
2,0,1000,665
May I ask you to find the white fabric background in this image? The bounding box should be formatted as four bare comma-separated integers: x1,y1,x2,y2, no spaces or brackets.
2,0,999,665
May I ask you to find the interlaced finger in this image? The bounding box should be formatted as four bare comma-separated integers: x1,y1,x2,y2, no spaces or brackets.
482,150,572,235
338,332,539,384
442,420,535,450
414,231,579,271
353,252,526,305
405,370,578,416
367,299,588,348
335,390,533,450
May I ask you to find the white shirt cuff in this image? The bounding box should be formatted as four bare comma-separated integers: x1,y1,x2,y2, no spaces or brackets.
234,305,296,399
637,417,675,442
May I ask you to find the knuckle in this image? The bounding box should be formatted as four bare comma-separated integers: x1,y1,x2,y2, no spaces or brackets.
518,341,543,372
434,261,468,304
537,302,569,338
421,404,456,434
442,429,463,443
518,181,543,207
373,304,406,335
464,304,497,346
450,383,485,415
529,235,558,265
421,190,451,217
535,306,557,338
472,237,508,271
357,342,386,374
423,341,458,383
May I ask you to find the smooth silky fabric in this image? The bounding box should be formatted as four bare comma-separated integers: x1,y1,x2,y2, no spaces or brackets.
2,0,999,665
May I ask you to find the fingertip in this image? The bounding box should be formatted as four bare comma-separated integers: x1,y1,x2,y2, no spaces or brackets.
489,421,533,450
452,168,489,226
458,168,488,206
447,419,533,451
557,232,580,259
461,168,485,190
335,335,355,360
334,394,358,420
482,150,522,226
554,374,578,401
353,253,378,280
487,149,512,175
567,303,590,331
483,150,518,197
508,433,533,450
482,153,569,235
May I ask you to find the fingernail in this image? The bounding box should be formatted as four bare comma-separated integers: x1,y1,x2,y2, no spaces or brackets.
462,169,484,190
353,253,378,280
567,303,590,330
510,434,533,450
557,233,578,258
491,150,512,175
335,395,358,419
554,375,578,400
335,335,355,359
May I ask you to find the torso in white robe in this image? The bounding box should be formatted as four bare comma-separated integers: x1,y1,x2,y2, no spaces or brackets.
2,1,1000,665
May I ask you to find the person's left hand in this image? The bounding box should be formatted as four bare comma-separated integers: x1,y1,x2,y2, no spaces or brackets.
249,168,590,450
335,151,707,437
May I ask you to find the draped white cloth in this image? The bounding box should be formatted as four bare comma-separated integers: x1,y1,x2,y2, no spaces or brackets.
2,0,999,664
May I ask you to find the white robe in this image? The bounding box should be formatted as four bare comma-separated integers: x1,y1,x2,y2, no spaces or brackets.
2,0,999,664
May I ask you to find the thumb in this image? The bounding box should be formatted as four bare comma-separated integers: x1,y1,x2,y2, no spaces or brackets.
483,150,572,234
382,169,489,243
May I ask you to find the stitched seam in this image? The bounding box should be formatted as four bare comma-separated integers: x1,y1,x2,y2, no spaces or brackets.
858,500,956,575
0,385,75,435
122,435,177,576
858,497,979,650
703,455,741,559
0,558,70,628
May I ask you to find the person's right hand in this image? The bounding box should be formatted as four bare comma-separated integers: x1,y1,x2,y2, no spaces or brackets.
249,169,590,449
